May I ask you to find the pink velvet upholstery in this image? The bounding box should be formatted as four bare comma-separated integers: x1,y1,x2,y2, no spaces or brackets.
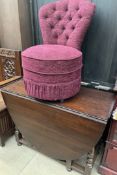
39,0,95,50
22,45,82,100
22,0,95,101
22,45,82,74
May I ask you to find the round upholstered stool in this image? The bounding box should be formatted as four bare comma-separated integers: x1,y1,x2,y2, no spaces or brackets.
22,44,82,101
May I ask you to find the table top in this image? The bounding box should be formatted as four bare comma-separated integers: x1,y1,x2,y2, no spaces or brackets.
1,79,116,123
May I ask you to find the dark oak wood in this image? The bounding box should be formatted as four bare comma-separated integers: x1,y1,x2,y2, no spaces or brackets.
0,77,21,146
1,79,115,174
99,119,117,175
0,92,14,146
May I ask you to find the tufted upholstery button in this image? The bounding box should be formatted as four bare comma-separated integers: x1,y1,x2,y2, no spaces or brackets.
76,7,79,11
78,14,82,18
50,24,54,29
53,33,58,38
66,35,69,40
68,16,72,21
57,16,62,21
44,15,48,19
64,6,68,11
62,26,65,30
53,7,56,11
71,26,75,30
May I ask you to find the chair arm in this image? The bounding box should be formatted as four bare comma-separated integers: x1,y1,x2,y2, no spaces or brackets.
0,76,21,87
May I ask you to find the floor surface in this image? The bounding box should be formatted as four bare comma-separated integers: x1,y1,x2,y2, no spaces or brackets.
0,136,101,175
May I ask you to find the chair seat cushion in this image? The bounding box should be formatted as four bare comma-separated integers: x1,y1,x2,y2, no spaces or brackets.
22,44,82,101
22,44,82,74
23,66,82,84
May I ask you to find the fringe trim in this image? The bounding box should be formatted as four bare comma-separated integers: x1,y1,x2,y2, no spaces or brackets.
24,78,81,101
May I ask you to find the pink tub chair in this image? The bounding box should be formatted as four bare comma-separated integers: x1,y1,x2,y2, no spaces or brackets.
22,0,95,101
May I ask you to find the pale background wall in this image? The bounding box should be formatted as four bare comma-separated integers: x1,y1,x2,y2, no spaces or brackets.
0,0,22,49
0,0,33,50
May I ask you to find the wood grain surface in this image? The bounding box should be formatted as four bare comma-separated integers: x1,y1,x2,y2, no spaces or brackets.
1,79,115,160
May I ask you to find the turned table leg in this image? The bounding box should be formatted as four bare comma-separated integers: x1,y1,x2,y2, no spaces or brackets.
15,128,22,146
66,160,72,171
84,148,95,175
0,137,5,147
0,122,5,147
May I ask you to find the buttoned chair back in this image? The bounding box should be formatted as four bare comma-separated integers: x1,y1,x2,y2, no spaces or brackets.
39,0,95,50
